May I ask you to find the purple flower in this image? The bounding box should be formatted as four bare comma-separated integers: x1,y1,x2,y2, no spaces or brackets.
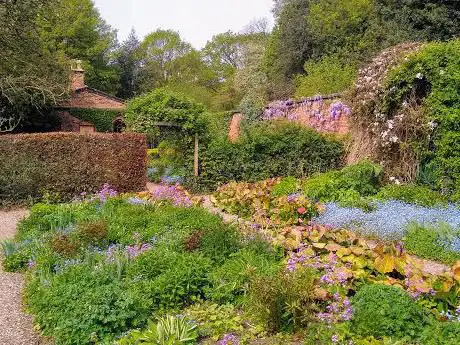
219,334,239,345
332,334,339,343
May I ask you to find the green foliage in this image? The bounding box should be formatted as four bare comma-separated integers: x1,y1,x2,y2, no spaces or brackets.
26,264,153,344
246,267,317,333
404,223,460,265
420,321,460,345
376,184,447,207
125,88,207,136
0,133,147,203
198,226,242,264
185,303,244,340
195,121,343,191
116,316,198,345
302,161,382,203
68,109,121,132
295,56,357,97
141,252,213,312
271,177,300,197
206,247,282,304
351,284,431,339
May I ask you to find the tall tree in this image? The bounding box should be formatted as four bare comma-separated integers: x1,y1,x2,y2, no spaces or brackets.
263,0,310,97
37,0,119,94
116,29,141,99
0,0,68,132
137,29,193,91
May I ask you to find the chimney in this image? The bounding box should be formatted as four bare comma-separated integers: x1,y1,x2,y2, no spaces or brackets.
71,60,85,91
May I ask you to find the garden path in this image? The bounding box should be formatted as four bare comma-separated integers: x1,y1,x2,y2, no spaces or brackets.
0,209,48,345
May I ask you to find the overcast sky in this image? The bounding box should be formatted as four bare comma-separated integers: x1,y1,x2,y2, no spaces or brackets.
93,0,274,48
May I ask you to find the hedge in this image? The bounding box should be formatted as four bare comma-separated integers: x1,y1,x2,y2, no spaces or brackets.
0,132,147,203
187,121,344,191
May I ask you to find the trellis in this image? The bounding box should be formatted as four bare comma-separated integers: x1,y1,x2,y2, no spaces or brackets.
153,122,199,177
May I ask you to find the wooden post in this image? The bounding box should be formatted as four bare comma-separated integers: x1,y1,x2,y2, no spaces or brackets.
194,133,199,177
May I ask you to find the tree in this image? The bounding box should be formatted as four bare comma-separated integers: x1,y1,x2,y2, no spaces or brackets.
116,29,141,99
37,0,119,94
137,30,193,91
375,0,460,42
0,0,69,132
263,0,310,97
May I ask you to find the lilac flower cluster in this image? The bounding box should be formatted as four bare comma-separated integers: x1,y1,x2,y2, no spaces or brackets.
317,292,353,324
313,201,460,241
218,334,239,345
150,184,193,207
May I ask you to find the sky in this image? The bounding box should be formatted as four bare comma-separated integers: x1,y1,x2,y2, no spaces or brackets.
93,0,274,48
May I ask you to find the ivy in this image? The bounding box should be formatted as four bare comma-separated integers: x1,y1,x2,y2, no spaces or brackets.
69,108,121,132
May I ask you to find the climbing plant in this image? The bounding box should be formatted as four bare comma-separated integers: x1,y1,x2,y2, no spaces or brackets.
347,39,460,196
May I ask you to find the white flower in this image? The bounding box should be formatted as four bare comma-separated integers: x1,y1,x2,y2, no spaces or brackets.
390,136,399,143
416,73,423,79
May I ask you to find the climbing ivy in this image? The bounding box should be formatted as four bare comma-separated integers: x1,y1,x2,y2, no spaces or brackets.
69,108,121,132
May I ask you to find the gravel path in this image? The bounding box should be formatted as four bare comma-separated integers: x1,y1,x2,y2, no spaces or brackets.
0,209,48,345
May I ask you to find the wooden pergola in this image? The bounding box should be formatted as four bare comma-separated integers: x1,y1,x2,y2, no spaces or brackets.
153,122,199,177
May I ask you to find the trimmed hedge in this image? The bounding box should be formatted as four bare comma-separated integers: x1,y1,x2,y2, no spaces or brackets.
189,121,344,191
0,132,147,203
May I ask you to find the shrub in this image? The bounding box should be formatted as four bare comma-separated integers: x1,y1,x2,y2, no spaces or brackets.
194,121,343,191
303,160,382,202
142,252,213,312
404,222,460,265
245,267,317,333
198,226,242,263
376,184,447,207
351,284,431,339
0,132,147,203
125,88,207,136
26,265,153,344
206,247,282,304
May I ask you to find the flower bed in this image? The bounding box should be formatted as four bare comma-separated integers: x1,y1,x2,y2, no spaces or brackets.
3,183,460,344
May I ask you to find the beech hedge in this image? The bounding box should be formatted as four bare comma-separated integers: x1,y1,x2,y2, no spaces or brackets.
0,132,147,203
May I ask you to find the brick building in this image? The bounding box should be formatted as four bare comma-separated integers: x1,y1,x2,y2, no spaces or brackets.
55,61,126,133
